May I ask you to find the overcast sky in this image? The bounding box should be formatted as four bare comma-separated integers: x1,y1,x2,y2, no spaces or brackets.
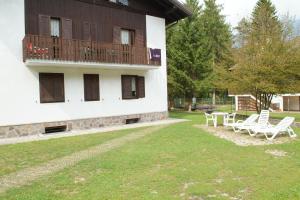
179,0,300,28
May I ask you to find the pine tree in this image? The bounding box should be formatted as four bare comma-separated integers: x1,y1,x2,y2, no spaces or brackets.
167,0,208,107
201,0,233,67
167,0,233,109
200,0,234,103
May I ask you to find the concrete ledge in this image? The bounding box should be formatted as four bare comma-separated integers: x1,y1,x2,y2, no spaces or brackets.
0,118,188,146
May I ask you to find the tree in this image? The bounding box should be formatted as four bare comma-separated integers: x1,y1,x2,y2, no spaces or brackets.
201,0,234,104
167,0,209,109
167,0,233,109
223,0,300,112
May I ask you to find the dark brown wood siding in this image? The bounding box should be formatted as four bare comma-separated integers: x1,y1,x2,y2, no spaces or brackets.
84,74,100,101
237,96,256,111
39,73,65,103
25,0,147,45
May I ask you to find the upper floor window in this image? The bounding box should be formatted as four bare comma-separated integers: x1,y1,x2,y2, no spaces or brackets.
50,18,60,37
121,29,135,45
109,0,129,6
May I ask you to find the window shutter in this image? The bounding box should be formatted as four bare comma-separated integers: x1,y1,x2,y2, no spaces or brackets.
121,75,132,99
39,73,65,103
135,29,144,47
137,76,145,98
53,74,65,102
83,22,91,40
113,26,121,44
84,74,100,101
62,18,73,39
39,15,50,36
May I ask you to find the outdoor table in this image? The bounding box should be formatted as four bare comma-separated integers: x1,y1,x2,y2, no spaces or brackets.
211,112,229,128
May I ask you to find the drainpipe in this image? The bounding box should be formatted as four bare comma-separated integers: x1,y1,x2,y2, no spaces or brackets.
166,21,178,29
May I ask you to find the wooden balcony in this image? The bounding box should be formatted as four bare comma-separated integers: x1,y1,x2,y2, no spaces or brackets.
22,35,161,69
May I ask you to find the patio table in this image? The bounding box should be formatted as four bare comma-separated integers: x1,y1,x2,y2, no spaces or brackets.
211,112,229,128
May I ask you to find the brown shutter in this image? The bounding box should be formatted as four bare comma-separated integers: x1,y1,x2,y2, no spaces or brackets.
83,22,91,40
122,75,132,99
113,26,121,44
39,73,65,103
137,76,145,98
91,23,97,41
53,74,65,102
84,74,100,101
39,15,50,36
135,29,144,47
62,18,73,39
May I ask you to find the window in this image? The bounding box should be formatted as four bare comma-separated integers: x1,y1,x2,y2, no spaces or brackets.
122,75,145,99
84,74,100,101
50,18,60,37
39,73,65,103
118,0,129,6
121,29,135,45
109,0,128,6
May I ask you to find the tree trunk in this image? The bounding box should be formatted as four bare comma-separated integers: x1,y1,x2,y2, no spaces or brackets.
255,90,259,113
212,89,216,105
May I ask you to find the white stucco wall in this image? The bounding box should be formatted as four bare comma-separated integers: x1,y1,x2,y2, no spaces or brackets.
0,1,168,126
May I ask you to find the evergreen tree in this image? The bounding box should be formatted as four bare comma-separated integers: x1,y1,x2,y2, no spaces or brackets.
201,0,233,67
167,0,233,108
167,0,207,107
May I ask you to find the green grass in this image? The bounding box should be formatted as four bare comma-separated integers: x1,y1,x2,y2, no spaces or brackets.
1,112,300,200
237,110,300,122
0,127,143,176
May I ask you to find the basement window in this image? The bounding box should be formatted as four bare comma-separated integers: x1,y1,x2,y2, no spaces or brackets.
126,118,140,124
44,125,67,134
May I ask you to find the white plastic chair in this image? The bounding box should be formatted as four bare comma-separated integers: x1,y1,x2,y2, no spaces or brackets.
251,117,297,141
224,113,236,126
205,113,216,126
226,114,259,132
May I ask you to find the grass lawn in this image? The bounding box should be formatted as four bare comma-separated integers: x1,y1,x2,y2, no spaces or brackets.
1,112,300,200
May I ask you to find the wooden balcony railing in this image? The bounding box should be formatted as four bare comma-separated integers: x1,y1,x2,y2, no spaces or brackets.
23,35,161,66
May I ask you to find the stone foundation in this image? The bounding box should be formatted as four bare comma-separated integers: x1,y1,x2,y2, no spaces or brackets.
0,111,168,139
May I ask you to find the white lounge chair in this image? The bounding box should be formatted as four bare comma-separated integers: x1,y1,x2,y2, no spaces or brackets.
251,117,297,141
225,114,259,133
205,112,216,126
247,110,270,136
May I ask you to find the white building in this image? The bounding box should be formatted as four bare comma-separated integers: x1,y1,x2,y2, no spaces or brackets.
0,0,191,138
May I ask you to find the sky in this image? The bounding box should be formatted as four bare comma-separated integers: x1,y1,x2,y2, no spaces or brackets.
179,0,300,28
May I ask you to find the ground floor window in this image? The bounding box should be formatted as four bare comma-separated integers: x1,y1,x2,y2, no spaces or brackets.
39,73,65,103
121,75,145,99
84,74,100,101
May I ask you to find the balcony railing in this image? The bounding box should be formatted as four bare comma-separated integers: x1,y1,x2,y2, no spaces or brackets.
23,35,161,66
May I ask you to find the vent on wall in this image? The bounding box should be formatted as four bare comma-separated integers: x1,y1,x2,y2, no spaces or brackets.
125,118,140,124
44,125,67,134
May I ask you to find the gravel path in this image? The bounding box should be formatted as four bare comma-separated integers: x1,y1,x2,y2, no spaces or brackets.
194,124,296,146
0,125,167,194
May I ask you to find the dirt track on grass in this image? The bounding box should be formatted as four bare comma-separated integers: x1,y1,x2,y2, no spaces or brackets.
0,125,167,194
